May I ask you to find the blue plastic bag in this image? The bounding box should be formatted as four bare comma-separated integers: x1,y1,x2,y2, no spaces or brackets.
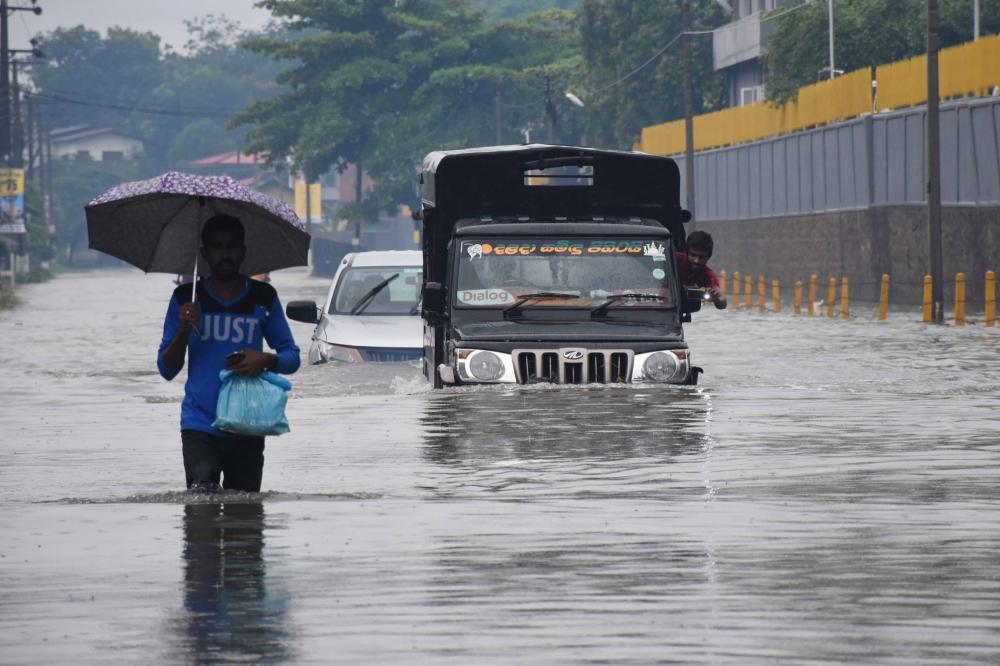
213,369,292,436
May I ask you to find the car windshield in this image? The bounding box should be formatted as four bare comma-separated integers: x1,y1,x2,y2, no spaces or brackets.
331,266,422,315
455,238,675,308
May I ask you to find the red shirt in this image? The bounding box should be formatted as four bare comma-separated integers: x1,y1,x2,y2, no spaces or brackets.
676,251,719,289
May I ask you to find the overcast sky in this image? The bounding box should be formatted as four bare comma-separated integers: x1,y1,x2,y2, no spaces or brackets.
12,0,272,50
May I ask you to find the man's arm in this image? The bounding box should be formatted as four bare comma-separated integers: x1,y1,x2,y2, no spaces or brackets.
708,285,727,309
158,298,199,379
705,267,727,310
229,295,301,376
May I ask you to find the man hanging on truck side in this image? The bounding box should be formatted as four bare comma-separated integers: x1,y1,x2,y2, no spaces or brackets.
676,230,727,309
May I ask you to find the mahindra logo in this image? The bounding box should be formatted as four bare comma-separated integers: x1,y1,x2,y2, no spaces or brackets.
562,350,584,360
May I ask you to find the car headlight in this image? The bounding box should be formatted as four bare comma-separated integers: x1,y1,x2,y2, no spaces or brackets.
320,342,364,363
467,350,504,381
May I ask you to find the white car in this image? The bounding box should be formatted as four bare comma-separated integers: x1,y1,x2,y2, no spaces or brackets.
286,250,423,364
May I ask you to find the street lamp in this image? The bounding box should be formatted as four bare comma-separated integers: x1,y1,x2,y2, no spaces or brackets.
564,91,584,108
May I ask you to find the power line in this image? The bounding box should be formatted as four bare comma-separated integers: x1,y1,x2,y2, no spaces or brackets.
760,1,813,23
24,90,242,118
589,32,683,97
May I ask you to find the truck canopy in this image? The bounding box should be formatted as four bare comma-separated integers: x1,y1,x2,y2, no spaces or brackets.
420,144,687,283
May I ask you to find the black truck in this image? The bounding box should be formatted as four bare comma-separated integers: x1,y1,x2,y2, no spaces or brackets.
419,144,703,388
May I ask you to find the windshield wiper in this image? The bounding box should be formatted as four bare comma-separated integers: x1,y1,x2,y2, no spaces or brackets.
350,273,399,315
502,292,579,318
590,293,667,317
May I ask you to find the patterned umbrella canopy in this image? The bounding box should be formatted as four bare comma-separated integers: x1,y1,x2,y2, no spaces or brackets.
85,172,310,276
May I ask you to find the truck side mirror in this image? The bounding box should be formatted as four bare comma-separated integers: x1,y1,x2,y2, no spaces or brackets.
422,282,446,322
286,300,319,324
685,288,703,313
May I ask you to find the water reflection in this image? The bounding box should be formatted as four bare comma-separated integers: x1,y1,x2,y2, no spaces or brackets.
421,386,711,465
178,502,291,664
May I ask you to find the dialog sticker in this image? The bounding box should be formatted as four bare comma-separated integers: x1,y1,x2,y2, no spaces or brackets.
458,289,514,305
652,268,666,280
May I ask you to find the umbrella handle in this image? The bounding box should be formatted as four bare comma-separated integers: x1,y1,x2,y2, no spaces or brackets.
191,247,199,305
190,211,200,335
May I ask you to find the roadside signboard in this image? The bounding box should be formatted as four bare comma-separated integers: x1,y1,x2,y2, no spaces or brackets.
0,168,26,234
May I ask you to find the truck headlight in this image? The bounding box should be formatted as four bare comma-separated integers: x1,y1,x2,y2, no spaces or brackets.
468,350,504,381
643,352,679,381
633,350,688,383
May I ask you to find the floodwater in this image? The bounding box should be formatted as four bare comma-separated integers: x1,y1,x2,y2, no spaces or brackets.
1,268,998,665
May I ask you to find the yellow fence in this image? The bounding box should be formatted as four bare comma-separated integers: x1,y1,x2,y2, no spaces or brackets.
639,34,1000,156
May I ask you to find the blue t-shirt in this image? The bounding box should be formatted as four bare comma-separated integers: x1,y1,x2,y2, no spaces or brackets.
157,277,300,435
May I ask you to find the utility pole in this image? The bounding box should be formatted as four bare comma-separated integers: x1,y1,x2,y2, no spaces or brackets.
682,0,695,224
0,1,42,165
828,0,836,79
354,161,363,247
24,87,33,179
304,175,312,236
544,74,558,143
494,91,502,145
10,57,21,167
974,0,980,39
927,0,944,324
1,0,10,165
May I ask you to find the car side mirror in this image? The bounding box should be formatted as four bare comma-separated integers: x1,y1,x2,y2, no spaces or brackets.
422,282,445,322
286,300,319,324
685,288,704,313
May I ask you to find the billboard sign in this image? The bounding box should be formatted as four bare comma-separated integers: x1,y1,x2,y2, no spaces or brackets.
0,168,26,234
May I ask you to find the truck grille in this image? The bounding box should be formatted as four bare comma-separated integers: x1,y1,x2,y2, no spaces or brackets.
513,349,632,384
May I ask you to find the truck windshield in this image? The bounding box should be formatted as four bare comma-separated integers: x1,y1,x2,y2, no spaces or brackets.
455,238,675,308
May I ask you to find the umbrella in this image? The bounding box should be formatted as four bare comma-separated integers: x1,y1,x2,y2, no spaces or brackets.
85,172,310,283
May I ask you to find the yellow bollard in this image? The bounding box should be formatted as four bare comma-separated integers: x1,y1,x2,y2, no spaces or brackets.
826,278,836,318
772,279,781,314
878,274,890,321
758,275,766,313
808,274,818,317
732,271,741,309
986,270,996,327
840,277,850,319
922,275,933,323
954,273,966,326
794,280,803,315
719,270,727,298
745,274,753,310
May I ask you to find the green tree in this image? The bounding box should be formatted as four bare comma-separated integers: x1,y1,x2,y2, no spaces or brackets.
764,0,1000,102
152,16,286,167
29,19,287,265
235,0,481,217
31,19,285,170
235,0,577,218
472,0,581,20
29,26,165,135
578,0,728,149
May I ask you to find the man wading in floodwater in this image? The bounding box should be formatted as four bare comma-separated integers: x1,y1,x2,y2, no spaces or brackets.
157,214,300,492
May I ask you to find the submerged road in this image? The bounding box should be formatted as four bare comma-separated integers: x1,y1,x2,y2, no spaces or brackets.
1,268,998,664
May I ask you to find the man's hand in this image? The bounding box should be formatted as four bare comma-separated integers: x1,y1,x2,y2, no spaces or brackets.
227,348,276,376
708,285,727,310
178,303,200,333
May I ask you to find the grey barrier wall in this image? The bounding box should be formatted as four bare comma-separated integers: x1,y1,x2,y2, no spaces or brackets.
675,96,1000,220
